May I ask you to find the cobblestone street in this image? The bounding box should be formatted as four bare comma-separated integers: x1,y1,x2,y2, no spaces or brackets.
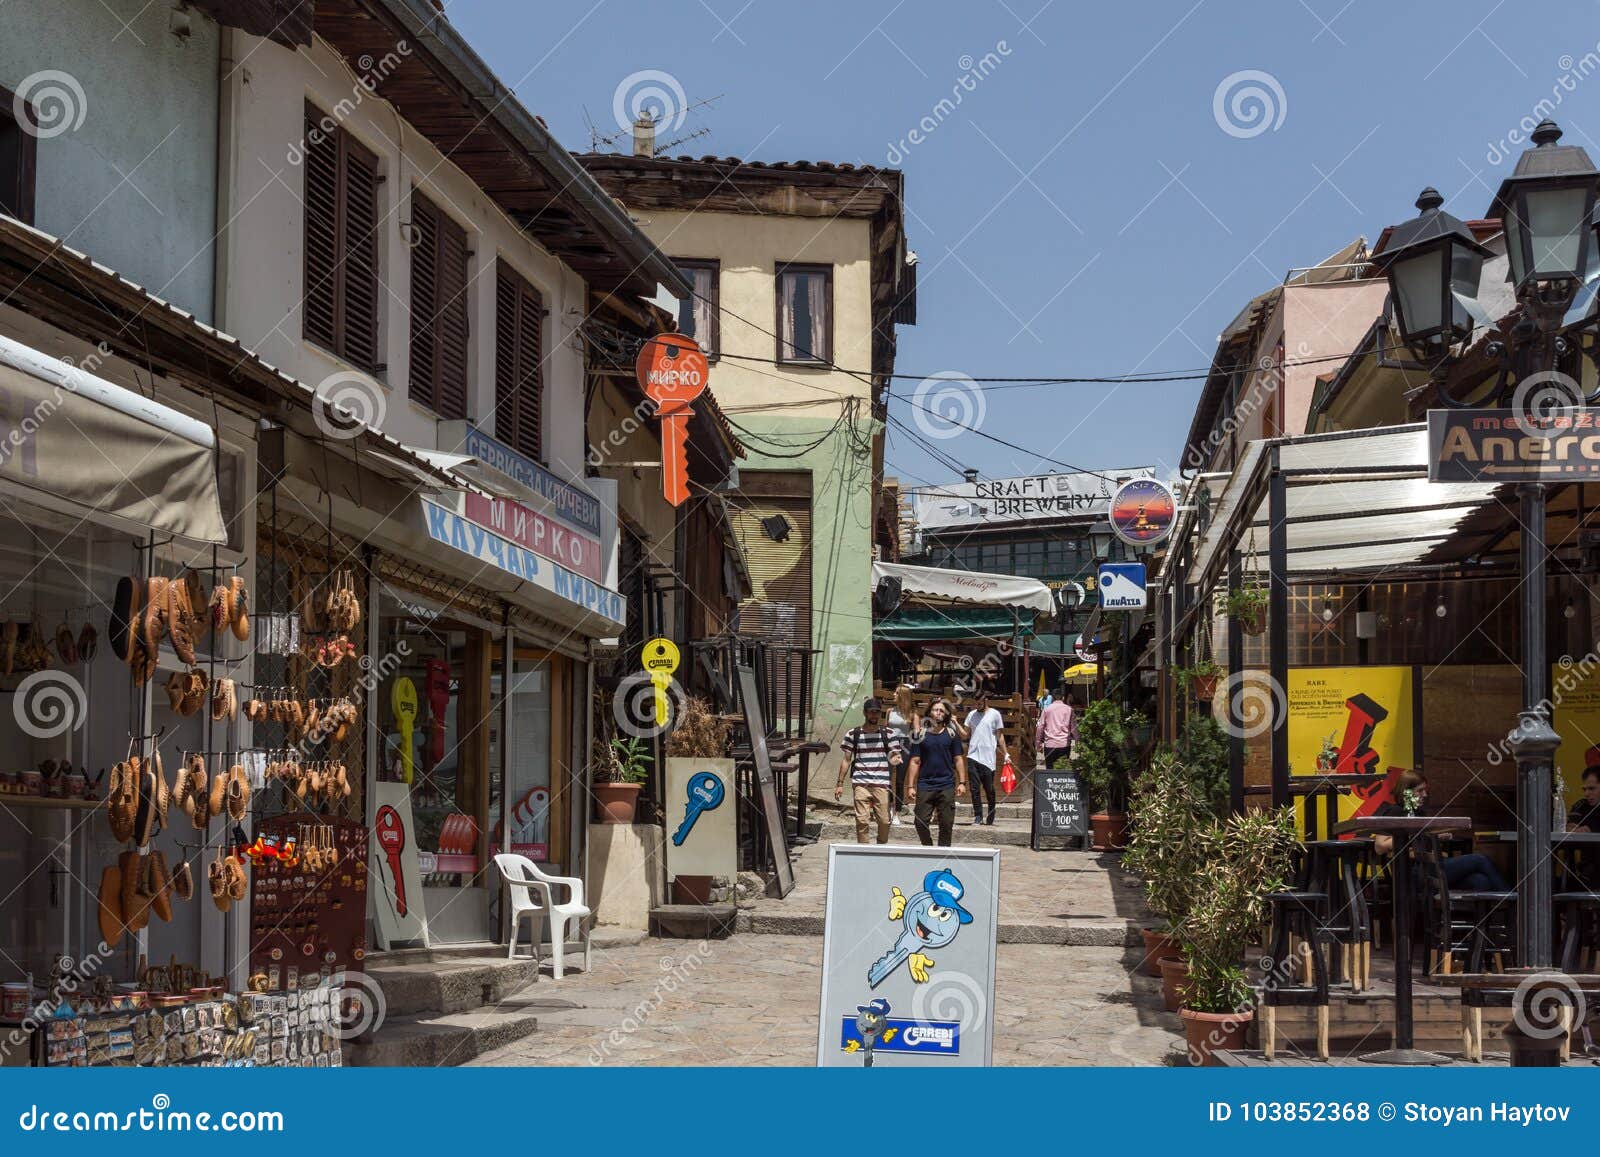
469,818,1182,1067
466,934,1183,1067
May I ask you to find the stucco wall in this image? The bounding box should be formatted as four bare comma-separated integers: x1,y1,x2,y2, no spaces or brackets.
1281,280,1389,434
219,33,589,478
0,0,219,320
625,207,874,415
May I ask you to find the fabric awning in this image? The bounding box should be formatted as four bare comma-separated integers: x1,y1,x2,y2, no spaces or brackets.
872,560,1054,614
874,605,1037,642
0,333,225,544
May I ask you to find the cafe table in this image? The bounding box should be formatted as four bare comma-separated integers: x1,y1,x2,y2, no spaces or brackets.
1332,813,1472,1065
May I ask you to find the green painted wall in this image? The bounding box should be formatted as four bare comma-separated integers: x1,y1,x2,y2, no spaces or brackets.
736,409,880,792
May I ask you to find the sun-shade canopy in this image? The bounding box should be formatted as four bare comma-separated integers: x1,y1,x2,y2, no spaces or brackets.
0,333,226,544
1187,425,1502,586
873,560,1054,614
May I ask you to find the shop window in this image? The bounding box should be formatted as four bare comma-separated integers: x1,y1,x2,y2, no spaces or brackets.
979,542,1006,572
407,189,470,419
377,608,485,897
302,102,380,371
776,263,832,364
494,261,545,463
0,83,36,224
675,258,720,358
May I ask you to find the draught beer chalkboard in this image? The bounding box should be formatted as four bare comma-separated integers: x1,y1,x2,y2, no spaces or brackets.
1031,768,1088,850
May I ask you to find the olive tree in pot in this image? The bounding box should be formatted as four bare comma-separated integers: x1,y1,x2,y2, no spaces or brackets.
1075,700,1146,850
1178,805,1297,1065
1123,752,1207,978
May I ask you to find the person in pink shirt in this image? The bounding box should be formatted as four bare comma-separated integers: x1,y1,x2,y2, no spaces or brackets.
1035,691,1077,769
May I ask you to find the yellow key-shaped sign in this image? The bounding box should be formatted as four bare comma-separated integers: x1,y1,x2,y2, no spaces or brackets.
641,637,680,728
391,677,419,784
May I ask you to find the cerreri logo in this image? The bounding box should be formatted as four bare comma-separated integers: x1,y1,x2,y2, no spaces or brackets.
902,1024,958,1049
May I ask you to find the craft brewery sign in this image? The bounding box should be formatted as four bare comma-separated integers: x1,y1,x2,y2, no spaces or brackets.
1428,408,1600,482
914,467,1157,533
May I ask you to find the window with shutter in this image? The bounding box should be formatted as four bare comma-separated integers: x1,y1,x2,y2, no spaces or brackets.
407,190,470,418
301,102,380,372
494,261,545,463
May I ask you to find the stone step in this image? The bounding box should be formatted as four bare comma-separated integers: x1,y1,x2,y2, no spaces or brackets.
735,906,1142,947
342,1007,540,1067
362,956,544,1017
818,818,1033,847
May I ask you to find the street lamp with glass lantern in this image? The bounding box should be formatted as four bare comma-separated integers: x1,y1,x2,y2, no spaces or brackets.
1370,119,1600,978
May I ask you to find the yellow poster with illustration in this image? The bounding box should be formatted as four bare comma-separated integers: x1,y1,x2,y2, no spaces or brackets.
1549,661,1600,812
1287,667,1414,833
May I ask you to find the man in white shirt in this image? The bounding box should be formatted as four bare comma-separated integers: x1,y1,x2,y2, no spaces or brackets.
962,688,1008,826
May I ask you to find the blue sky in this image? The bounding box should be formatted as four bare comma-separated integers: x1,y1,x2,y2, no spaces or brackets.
450,0,1600,489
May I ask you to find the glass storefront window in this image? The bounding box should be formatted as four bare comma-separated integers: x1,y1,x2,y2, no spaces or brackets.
377,608,481,890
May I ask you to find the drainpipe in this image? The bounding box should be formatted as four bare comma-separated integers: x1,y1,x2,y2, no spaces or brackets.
212,24,238,331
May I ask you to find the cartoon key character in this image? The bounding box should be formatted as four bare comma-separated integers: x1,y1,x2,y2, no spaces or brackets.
866,868,973,988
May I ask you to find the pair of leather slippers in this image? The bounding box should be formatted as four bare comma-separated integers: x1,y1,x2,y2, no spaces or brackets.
96,850,179,947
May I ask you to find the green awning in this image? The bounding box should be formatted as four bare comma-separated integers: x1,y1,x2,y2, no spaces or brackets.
874,606,1038,643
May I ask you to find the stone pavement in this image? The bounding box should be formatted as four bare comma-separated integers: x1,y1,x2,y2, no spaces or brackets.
739,804,1151,946
466,934,1184,1066
467,809,1181,1067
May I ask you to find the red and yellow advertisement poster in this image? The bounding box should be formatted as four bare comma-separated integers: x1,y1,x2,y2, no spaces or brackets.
1549,662,1600,810
1288,667,1414,833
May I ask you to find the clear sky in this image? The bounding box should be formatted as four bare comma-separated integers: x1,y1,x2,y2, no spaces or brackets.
449,0,1600,491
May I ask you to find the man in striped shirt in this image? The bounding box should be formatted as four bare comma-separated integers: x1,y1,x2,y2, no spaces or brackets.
835,698,904,843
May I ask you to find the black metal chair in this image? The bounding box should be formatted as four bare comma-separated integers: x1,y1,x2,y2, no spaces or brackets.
1259,889,1332,1061
1417,836,1516,977
1301,838,1375,991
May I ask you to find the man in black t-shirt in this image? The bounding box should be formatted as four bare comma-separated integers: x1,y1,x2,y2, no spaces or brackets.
906,699,968,847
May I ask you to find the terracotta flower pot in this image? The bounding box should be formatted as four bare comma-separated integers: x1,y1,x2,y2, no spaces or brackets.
1138,927,1182,978
1180,1007,1253,1067
671,874,713,905
1090,812,1128,850
1158,956,1191,1012
593,782,642,824
1190,674,1220,701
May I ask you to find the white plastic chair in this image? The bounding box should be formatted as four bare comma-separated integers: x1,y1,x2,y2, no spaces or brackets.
494,853,592,978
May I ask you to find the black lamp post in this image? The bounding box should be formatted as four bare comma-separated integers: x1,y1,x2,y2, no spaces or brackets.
1371,120,1600,974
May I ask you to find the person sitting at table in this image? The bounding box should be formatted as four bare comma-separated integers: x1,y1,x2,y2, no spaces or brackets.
1371,770,1509,893
1569,766,1600,833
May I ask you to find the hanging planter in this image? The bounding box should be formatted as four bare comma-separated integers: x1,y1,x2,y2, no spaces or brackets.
1223,586,1269,635
1176,660,1224,702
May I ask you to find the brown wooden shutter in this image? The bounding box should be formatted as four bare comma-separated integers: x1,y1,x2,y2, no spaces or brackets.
726,473,812,651
494,261,544,462
302,104,379,372
435,210,470,419
302,104,338,350
407,195,438,411
338,133,380,372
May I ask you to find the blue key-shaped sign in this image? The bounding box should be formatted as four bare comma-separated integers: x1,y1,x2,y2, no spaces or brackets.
671,770,726,846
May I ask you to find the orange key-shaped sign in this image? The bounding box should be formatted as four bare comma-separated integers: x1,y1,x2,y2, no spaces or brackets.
636,333,709,507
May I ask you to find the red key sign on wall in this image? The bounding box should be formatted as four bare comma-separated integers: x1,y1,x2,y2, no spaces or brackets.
636,333,709,507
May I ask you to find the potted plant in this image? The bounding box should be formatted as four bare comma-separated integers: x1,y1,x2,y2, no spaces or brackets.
1223,585,1269,635
1075,700,1146,850
1124,751,1206,978
1178,806,1297,1065
593,735,649,823
1176,658,1224,702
